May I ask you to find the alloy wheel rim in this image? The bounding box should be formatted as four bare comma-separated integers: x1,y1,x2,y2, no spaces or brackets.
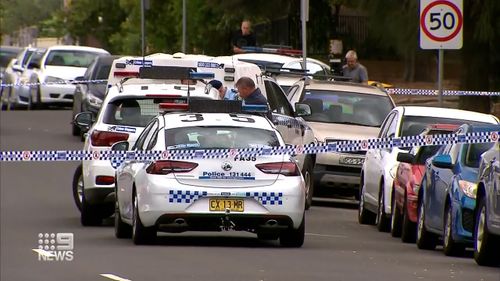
77,176,84,204
377,192,384,224
444,208,452,248
391,199,396,230
359,184,365,216
417,203,424,241
132,196,137,237
476,205,485,251
304,170,311,202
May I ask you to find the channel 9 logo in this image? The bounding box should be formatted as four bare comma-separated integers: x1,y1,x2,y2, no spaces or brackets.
36,232,74,261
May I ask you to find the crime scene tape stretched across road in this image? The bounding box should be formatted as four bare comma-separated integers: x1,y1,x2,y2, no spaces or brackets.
1,80,500,96
386,88,500,96
1,131,498,167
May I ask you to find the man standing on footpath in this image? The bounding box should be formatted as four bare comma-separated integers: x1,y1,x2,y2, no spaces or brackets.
232,20,257,54
342,50,368,84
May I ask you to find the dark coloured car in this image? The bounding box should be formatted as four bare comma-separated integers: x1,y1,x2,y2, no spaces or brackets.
72,55,121,136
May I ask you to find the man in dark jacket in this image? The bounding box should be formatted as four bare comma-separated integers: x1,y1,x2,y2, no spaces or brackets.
232,20,257,54
235,77,267,105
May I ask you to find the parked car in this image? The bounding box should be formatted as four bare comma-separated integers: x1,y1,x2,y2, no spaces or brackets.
416,124,500,256
0,46,23,109
72,54,121,136
286,78,395,199
391,124,460,242
473,140,500,266
359,106,499,232
27,45,109,108
11,48,47,109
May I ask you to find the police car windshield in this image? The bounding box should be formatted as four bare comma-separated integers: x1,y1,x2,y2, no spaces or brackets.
302,90,393,127
165,126,280,150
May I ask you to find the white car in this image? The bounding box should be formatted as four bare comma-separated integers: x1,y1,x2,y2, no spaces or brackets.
27,45,109,108
73,75,219,226
113,100,306,247
358,106,500,231
232,53,331,92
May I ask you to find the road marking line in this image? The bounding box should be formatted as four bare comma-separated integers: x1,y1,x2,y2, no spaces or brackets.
32,248,55,257
100,274,132,281
306,233,348,238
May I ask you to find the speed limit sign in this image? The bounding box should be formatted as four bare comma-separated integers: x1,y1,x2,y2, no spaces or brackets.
420,0,463,49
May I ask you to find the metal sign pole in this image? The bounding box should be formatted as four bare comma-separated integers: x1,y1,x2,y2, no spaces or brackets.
182,0,186,53
301,0,307,71
141,0,145,58
438,49,444,107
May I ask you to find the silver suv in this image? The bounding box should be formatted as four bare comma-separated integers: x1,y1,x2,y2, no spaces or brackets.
287,79,395,199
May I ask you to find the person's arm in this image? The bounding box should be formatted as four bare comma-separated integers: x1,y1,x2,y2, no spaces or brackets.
360,65,369,84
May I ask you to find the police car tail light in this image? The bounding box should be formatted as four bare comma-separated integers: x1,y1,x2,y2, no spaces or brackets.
95,175,115,185
255,162,300,176
113,71,139,78
159,103,189,111
90,130,129,147
146,160,198,175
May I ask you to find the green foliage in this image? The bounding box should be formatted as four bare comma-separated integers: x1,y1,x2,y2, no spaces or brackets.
0,0,63,35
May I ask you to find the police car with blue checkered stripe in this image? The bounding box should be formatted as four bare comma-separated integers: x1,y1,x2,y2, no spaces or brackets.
112,100,306,247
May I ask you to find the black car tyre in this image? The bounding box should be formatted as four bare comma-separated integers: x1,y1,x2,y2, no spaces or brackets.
390,193,402,237
443,203,465,256
72,164,83,212
376,185,390,232
303,157,314,210
80,191,103,226
132,192,156,245
473,195,500,266
280,214,305,248
115,200,132,239
358,179,376,225
401,193,417,243
416,198,437,250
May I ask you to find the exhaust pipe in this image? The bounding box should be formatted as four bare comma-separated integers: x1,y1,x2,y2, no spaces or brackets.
265,219,278,226
174,218,186,225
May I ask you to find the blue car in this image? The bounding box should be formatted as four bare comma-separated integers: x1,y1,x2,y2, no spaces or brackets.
416,123,500,256
474,141,500,266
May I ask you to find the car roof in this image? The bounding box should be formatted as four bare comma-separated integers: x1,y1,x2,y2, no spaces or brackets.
397,106,500,124
162,112,273,130
46,45,109,54
464,123,500,132
303,79,389,96
1,46,23,53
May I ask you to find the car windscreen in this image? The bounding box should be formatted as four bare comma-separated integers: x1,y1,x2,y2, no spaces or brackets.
464,142,495,168
401,116,488,137
301,90,393,126
165,126,280,150
45,50,103,67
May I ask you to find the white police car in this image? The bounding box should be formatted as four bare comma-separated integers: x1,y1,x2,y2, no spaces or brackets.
112,100,306,247
73,68,218,226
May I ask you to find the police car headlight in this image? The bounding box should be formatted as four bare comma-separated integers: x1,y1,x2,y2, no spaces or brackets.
45,76,66,84
86,93,102,107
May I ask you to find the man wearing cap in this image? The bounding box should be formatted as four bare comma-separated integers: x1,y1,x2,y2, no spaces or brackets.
234,77,267,105
208,80,238,100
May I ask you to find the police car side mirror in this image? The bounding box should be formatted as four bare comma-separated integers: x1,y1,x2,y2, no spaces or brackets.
294,103,311,117
74,112,94,130
111,141,129,151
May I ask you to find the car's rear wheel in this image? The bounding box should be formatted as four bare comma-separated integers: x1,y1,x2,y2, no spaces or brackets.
302,157,314,210
473,195,500,266
115,200,132,239
416,198,437,250
390,193,402,237
72,164,83,212
443,202,465,256
132,192,156,245
358,179,376,225
280,214,305,247
401,193,416,243
376,185,390,232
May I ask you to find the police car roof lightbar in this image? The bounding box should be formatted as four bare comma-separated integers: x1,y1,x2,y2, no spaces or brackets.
241,46,303,56
241,104,268,113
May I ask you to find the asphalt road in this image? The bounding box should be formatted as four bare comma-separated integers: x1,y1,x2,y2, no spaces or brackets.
1,110,498,281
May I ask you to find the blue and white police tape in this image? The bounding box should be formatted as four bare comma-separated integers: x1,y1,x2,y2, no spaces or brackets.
0,79,108,88
1,131,498,168
387,88,500,96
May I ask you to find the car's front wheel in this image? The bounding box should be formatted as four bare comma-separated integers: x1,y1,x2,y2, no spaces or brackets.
80,192,103,226
115,200,132,239
401,193,416,243
473,195,500,266
443,202,465,256
376,185,390,232
72,164,83,212
132,192,156,245
358,178,376,225
416,197,437,250
302,157,314,210
390,193,402,237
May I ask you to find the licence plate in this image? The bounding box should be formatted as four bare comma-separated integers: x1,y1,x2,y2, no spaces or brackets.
340,157,364,166
209,199,244,212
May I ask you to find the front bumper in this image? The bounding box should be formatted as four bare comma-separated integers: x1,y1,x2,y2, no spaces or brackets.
451,195,476,243
40,83,75,104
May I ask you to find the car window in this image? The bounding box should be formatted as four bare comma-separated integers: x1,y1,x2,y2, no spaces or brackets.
287,85,300,99
378,112,396,138
103,98,162,127
463,142,495,168
301,89,393,126
45,50,103,67
165,126,280,150
400,116,489,137
20,50,34,67
83,59,96,80
386,112,399,138
140,120,159,151
306,62,326,75
264,80,293,116
134,119,157,151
